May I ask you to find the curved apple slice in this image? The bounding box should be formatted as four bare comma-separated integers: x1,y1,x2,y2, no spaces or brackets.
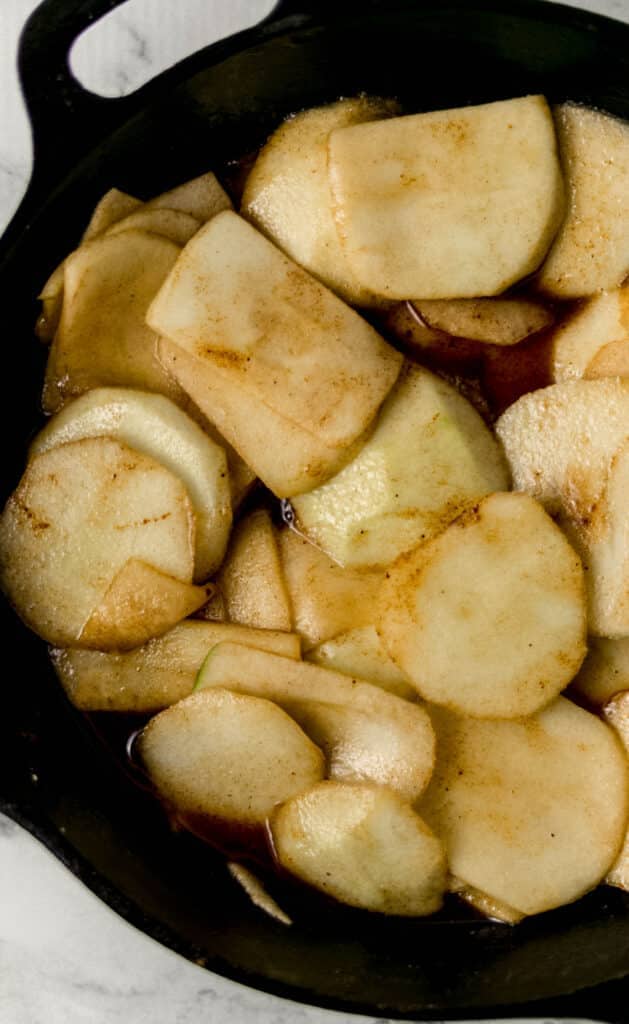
106,208,200,246
217,510,291,631
571,637,629,707
31,387,231,581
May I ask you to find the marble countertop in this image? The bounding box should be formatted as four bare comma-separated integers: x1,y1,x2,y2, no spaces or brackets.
0,1,627,1022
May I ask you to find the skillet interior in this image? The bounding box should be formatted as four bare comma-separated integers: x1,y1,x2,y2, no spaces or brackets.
1,1,629,1017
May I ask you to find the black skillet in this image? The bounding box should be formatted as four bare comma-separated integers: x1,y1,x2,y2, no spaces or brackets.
1,0,629,1018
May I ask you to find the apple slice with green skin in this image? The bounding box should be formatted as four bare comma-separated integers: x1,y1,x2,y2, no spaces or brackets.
242,96,397,306
139,689,324,843
292,362,509,570
571,638,629,707
412,297,554,346
602,692,629,892
218,510,291,631
307,626,415,701
548,286,629,382
378,492,587,719
195,642,435,803
538,103,629,297
0,437,196,649
43,230,182,414
52,620,300,712
277,529,383,649
420,698,628,917
30,387,231,581
271,782,446,916
157,338,360,497
147,210,402,454
328,95,563,299
106,208,200,246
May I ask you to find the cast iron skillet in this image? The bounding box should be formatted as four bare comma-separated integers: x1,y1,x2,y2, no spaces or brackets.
1,0,629,1018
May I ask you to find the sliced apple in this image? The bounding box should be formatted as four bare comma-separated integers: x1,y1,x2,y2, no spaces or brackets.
292,363,509,569
158,339,358,497
0,437,196,648
307,625,415,700
329,95,563,299
538,103,629,297
277,529,383,648
242,96,396,305
43,230,181,413
449,879,524,925
51,620,301,712
106,207,200,246
147,210,402,452
218,510,291,631
227,862,291,926
572,638,629,706
139,688,324,830
271,782,446,916
144,171,232,222
382,302,485,374
602,692,629,892
30,388,231,581
379,493,586,718
195,642,435,802
82,187,143,241
420,698,628,917
549,286,629,382
413,297,553,346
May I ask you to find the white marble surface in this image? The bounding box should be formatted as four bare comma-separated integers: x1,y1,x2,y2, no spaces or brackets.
0,0,628,1022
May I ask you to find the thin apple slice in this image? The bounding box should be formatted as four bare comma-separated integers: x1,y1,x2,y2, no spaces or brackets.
144,171,232,222
413,297,553,346
79,559,208,651
82,187,143,241
602,692,629,891
450,879,524,925
292,363,509,569
382,302,485,374
52,620,301,712
379,493,586,718
195,642,436,802
572,638,629,706
43,230,181,413
329,95,563,299
548,286,629,382
218,510,291,631
271,782,446,916
242,96,396,305
147,210,402,451
538,104,629,297
139,689,324,831
307,625,415,700
106,207,200,246
227,863,291,926
158,339,358,496
0,437,195,648
420,698,628,917
277,529,383,648
30,388,231,581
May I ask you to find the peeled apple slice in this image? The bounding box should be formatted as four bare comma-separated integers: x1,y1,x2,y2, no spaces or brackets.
0,437,196,648
147,210,402,452
571,638,629,706
412,297,553,346
420,699,628,917
218,510,291,631
307,625,415,700
82,187,143,241
547,286,629,382
242,96,396,304
139,689,324,831
292,363,509,569
51,620,301,712
143,171,232,222
538,103,629,297
195,642,436,803
602,692,629,891
328,95,563,299
378,492,587,718
106,207,200,246
30,388,231,581
271,782,446,916
43,230,181,413
277,529,383,648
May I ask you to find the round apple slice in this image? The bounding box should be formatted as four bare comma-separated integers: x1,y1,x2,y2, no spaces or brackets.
30,388,231,580
0,436,204,648
271,781,446,916
378,492,587,718
139,688,324,832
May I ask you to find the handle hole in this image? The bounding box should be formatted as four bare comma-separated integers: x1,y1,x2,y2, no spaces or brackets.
69,0,276,98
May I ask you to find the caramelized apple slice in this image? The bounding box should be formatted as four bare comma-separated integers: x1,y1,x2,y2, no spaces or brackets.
218,510,291,631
